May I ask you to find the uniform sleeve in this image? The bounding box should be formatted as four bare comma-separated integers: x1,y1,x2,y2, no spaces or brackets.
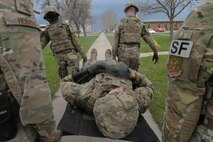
60,74,82,106
132,72,154,113
40,30,50,49
141,23,159,53
112,22,122,59
68,26,86,59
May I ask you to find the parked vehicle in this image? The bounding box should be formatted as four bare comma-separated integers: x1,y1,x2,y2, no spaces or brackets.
148,28,156,34
155,28,165,32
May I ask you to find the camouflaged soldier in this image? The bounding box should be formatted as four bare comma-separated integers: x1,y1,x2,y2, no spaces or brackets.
112,2,160,71
60,60,153,139
163,1,213,142
0,0,61,141
41,6,87,78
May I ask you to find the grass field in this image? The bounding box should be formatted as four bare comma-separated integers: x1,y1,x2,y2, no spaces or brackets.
139,55,168,128
43,35,99,96
106,33,170,53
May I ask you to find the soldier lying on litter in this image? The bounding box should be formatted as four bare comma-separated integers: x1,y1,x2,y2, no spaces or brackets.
60,49,154,139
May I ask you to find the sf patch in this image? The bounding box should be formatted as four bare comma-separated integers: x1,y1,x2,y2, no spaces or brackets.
167,56,183,78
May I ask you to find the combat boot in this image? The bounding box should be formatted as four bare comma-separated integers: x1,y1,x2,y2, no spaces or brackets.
90,48,97,62
105,49,112,59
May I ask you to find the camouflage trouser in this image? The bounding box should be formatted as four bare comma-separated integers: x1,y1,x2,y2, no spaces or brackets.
162,80,204,142
190,125,213,142
118,45,140,71
0,70,38,142
55,52,79,78
7,123,38,142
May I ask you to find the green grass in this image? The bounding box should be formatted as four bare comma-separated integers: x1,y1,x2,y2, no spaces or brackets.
106,33,170,53
79,36,99,55
139,55,168,128
43,35,98,96
43,46,60,97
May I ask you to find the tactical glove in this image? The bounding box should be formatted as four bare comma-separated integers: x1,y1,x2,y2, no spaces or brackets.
72,61,109,84
87,61,110,74
106,62,131,80
152,52,159,64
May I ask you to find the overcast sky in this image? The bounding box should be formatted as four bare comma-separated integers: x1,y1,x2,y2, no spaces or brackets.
34,0,198,30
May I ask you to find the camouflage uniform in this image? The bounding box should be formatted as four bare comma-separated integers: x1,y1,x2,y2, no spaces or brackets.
0,1,60,141
41,6,87,78
163,1,213,142
61,67,153,138
112,2,159,71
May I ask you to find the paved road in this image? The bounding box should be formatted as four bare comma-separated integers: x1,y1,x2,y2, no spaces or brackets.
53,33,165,141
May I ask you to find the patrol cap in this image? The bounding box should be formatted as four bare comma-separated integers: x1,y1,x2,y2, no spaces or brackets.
93,92,139,139
124,2,139,13
43,6,60,19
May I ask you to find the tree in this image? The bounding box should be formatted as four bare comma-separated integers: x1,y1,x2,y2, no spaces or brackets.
60,0,91,37
79,0,92,37
102,10,117,32
36,0,91,37
35,0,51,9
138,0,200,40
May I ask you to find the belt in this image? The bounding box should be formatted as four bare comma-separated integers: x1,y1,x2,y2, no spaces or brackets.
54,49,74,54
119,43,140,48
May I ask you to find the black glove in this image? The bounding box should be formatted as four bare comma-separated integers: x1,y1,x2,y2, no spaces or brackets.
106,62,131,80
83,57,87,63
87,61,109,75
72,61,109,84
152,52,159,64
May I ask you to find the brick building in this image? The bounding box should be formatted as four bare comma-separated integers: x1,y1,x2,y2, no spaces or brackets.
143,20,183,30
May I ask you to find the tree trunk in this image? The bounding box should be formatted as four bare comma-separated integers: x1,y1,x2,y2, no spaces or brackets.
74,21,80,37
169,18,174,41
81,24,87,37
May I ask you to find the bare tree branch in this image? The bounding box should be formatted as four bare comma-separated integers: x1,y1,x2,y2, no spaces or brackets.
174,1,191,18
101,10,117,32
137,0,201,40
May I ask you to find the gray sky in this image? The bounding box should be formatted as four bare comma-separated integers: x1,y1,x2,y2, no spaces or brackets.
34,0,197,30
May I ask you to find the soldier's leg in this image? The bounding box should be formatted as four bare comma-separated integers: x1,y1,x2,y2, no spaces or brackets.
35,117,61,142
66,53,79,75
129,57,140,71
162,81,204,142
118,57,131,68
55,55,68,78
0,69,18,141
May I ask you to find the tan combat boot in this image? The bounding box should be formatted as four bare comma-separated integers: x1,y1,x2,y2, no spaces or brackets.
105,49,112,59
90,48,97,62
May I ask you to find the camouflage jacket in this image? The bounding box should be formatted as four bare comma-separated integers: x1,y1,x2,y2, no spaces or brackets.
112,16,159,58
40,21,86,58
61,71,154,113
